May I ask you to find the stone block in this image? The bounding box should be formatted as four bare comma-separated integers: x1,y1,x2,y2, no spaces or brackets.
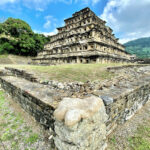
54,96,108,150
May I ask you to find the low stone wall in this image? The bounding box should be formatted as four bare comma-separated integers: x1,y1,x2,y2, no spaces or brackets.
107,64,148,72
104,84,150,135
5,67,38,82
0,76,108,150
0,66,150,150
0,76,56,148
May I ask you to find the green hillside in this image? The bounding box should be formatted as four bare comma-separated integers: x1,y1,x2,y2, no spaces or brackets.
0,18,49,56
124,37,150,59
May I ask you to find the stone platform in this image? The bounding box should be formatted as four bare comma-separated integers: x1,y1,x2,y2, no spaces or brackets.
0,65,150,150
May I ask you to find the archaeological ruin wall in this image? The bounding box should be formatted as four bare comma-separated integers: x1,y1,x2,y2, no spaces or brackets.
0,65,150,150
33,7,132,65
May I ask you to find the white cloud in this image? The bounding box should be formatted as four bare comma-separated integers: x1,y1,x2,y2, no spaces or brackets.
75,0,100,5
119,38,135,44
43,15,58,29
34,29,58,36
24,0,101,9
44,20,51,29
36,8,44,12
43,29,58,36
0,0,100,11
0,17,6,23
23,0,48,10
101,0,150,43
92,0,100,5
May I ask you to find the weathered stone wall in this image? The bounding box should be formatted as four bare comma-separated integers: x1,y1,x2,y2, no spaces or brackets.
0,76,108,150
5,67,38,82
104,84,150,135
0,66,150,150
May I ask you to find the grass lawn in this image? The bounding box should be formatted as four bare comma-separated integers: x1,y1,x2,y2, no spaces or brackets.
0,54,9,58
127,124,150,150
0,54,135,82
0,90,51,150
0,63,130,82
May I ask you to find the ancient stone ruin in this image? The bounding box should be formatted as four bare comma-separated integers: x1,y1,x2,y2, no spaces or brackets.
0,7,148,150
32,7,132,65
0,65,150,150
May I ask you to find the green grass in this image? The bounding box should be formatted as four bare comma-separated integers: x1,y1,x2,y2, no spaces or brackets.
108,120,150,150
0,54,32,65
25,133,39,144
0,90,43,149
27,63,116,82
0,54,8,58
0,57,135,82
128,125,150,150
3,62,130,82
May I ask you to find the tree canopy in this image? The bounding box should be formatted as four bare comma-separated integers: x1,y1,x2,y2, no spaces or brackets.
0,18,50,56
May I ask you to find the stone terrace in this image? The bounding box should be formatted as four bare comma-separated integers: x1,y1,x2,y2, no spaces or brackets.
0,65,150,150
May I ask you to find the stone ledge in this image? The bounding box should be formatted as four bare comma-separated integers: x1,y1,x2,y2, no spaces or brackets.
107,64,149,71
5,67,38,82
0,76,60,108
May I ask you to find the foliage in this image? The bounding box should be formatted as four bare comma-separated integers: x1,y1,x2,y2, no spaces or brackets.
0,18,49,56
124,37,150,58
3,18,33,36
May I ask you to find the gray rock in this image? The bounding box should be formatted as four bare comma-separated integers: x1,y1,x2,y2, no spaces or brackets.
54,97,108,150
100,96,114,105
57,83,65,89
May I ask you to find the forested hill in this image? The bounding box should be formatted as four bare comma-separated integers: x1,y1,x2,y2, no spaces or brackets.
124,37,150,59
0,18,50,56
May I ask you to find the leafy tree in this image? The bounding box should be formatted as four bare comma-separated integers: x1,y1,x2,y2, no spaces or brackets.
0,18,50,56
3,18,33,37
0,42,14,54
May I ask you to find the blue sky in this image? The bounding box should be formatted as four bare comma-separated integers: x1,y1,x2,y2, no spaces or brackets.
0,0,150,43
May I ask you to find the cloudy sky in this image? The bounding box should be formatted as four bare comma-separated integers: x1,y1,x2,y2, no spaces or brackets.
0,0,150,43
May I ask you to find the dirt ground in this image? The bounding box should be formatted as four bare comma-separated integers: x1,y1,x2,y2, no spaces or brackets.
107,100,150,150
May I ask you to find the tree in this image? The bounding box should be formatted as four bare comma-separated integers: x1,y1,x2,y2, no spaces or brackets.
0,18,50,56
